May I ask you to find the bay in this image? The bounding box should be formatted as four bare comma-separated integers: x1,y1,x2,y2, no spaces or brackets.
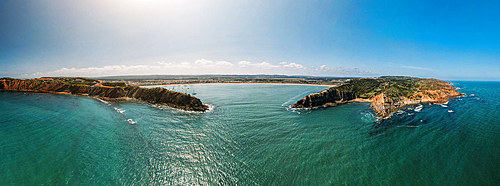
0,82,499,185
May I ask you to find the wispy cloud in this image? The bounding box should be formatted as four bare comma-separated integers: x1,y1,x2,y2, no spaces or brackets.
20,59,372,78
384,63,436,71
401,65,436,71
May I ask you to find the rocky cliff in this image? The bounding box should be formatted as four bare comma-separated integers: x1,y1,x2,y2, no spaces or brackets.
292,89,356,108
291,77,462,119
0,78,208,112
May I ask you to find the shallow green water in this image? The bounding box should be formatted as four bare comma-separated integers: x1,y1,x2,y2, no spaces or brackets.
0,82,499,185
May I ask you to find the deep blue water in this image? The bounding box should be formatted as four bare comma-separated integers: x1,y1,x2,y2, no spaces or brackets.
0,82,499,185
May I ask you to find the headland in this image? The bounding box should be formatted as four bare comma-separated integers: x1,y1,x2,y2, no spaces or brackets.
291,76,463,119
0,78,208,112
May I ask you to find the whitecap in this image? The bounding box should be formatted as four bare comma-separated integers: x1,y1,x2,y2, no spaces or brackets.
127,119,137,124
288,105,313,115
148,103,214,114
360,111,377,123
96,98,110,105
414,105,423,112
206,104,215,112
397,110,405,115
114,107,124,114
448,110,454,113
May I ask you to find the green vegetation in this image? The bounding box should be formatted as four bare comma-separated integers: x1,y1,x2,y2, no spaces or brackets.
332,76,449,99
62,80,96,86
102,82,126,87
30,77,99,86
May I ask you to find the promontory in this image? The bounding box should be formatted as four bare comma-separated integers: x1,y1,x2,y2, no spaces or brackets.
291,76,462,119
0,78,208,112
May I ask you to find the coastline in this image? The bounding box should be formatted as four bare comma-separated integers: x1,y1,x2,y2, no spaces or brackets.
290,77,463,121
0,78,209,112
140,82,336,88
292,92,463,121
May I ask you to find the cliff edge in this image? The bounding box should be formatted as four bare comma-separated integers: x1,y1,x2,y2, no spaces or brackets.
0,78,208,112
291,76,462,119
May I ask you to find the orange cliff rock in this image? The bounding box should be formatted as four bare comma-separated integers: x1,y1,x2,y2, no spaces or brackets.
369,89,462,118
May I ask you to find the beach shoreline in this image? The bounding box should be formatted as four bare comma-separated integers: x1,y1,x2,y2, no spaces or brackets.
140,82,336,88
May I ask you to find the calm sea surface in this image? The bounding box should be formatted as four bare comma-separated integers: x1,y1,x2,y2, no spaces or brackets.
0,82,499,185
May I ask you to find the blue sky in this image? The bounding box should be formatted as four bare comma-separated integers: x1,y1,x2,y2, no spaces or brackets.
1,0,499,80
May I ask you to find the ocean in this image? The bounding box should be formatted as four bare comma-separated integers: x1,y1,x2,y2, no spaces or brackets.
0,82,499,185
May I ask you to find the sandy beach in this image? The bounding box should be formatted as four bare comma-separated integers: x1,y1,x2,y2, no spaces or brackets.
140,83,336,88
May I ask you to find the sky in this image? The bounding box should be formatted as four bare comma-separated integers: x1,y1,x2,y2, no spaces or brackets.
1,0,499,80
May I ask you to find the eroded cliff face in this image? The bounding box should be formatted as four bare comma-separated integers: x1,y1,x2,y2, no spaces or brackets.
370,89,462,118
291,79,462,119
292,89,356,108
0,79,208,112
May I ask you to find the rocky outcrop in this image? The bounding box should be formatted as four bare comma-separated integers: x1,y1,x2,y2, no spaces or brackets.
291,77,462,119
369,89,462,118
0,78,208,112
292,89,356,108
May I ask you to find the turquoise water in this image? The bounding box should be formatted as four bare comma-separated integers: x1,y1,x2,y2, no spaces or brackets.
0,82,499,185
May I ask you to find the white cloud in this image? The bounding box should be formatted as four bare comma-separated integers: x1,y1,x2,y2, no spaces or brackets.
283,63,305,69
237,61,279,69
320,65,328,70
194,59,214,66
179,62,191,67
22,65,153,77
238,61,252,67
256,62,279,69
215,61,234,67
20,59,372,78
157,61,191,68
